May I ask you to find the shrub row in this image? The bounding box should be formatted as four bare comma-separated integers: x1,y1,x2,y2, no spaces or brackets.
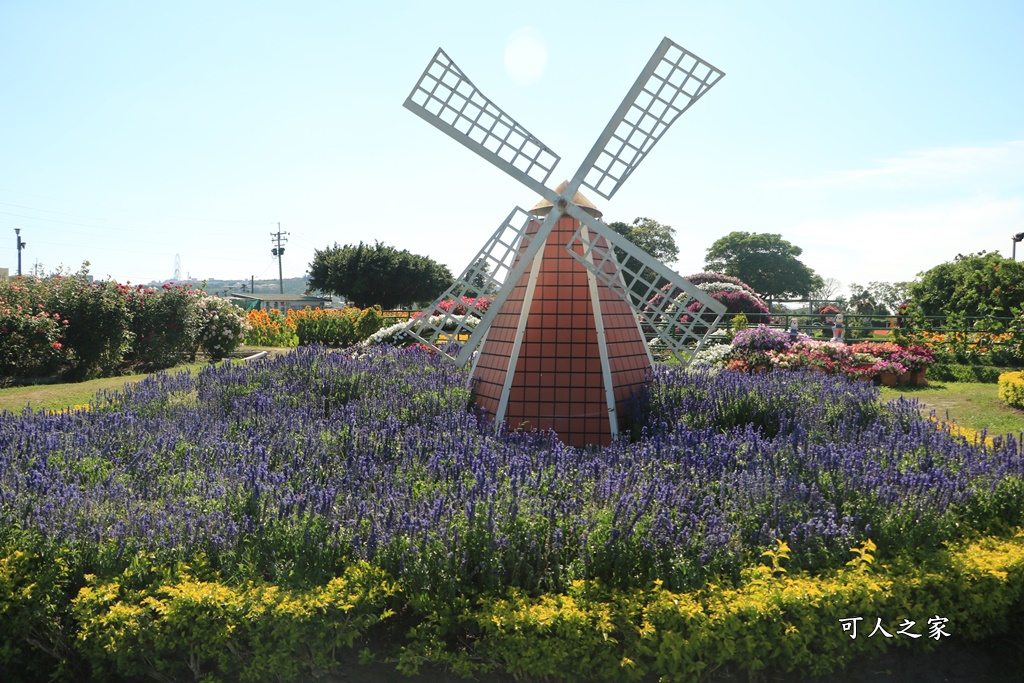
0,271,246,382
242,306,385,347
3,533,1023,682
929,363,1010,384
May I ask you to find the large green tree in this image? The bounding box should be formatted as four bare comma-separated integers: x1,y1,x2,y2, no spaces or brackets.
306,241,453,309
704,232,822,299
908,251,1024,318
608,217,679,296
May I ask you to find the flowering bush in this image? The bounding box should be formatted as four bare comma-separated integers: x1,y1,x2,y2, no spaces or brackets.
47,275,134,379
198,296,248,361
731,324,791,352
0,306,67,380
645,273,771,337
125,282,205,370
704,334,934,384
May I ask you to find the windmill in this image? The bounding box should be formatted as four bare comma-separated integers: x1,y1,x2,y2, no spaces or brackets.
403,37,728,446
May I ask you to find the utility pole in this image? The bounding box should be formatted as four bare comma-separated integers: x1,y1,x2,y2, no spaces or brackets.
270,223,289,294
14,228,26,276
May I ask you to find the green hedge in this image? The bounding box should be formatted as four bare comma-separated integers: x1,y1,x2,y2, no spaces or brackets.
928,363,1011,383
4,533,1024,682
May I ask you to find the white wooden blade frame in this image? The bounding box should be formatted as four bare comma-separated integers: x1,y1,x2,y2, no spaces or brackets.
574,38,725,200
403,206,563,365
405,48,561,199
563,203,726,362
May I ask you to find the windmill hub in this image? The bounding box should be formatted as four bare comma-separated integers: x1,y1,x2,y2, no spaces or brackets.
403,37,728,446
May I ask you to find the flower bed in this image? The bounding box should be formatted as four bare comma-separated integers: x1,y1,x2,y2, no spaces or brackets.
695,325,935,384
2,347,1024,679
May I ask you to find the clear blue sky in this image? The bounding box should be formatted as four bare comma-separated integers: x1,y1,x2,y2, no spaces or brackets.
2,1,1022,297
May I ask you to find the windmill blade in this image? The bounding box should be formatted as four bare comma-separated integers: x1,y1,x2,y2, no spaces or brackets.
570,37,725,200
405,48,561,200
403,206,563,366
562,203,726,363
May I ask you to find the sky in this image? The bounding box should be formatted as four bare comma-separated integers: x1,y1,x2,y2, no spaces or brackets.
1,1,1023,298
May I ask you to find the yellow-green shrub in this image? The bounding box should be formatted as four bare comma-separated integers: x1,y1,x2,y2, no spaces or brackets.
71,561,396,683
397,533,1024,682
0,546,77,679
998,370,1024,409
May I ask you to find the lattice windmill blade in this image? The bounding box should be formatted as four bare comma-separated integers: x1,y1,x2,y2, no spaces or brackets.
562,202,727,362
403,205,565,366
568,37,725,200
405,48,562,200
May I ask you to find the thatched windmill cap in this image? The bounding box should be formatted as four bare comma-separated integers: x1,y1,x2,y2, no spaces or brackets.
529,180,603,218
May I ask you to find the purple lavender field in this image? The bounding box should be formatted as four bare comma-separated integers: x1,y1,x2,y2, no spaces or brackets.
2,345,1023,597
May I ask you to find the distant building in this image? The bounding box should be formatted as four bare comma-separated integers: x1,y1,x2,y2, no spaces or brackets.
229,293,333,312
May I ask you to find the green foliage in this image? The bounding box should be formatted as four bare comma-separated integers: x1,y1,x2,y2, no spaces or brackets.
930,363,1008,383
0,543,80,681
46,271,134,380
397,532,1024,682
5,531,1024,682
126,283,205,370
306,241,453,309
288,306,385,346
0,303,66,382
609,217,680,298
909,251,1024,319
704,232,823,299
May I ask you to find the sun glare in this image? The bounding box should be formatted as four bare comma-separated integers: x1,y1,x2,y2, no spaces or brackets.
504,27,547,86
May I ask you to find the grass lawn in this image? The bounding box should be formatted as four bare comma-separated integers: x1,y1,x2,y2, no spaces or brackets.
0,346,292,415
0,362,213,415
880,380,1024,437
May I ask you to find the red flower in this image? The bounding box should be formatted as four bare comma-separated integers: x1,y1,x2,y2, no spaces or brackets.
52,342,62,350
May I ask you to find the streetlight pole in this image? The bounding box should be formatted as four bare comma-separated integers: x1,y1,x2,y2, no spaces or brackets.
14,228,26,276
1013,232,1024,261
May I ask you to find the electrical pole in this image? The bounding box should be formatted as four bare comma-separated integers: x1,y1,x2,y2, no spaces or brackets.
14,228,26,276
270,223,289,294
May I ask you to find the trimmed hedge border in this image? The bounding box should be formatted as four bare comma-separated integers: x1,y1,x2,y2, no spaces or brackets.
929,363,1012,384
4,531,1024,682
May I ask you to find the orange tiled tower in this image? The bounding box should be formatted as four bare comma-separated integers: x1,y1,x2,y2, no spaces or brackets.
470,184,651,447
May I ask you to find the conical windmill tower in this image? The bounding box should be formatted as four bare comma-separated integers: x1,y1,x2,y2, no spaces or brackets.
404,37,728,446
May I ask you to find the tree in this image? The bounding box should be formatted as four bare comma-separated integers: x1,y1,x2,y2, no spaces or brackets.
608,217,679,263
608,217,679,297
847,281,910,316
808,277,842,302
306,241,453,309
908,251,1024,319
704,232,822,299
